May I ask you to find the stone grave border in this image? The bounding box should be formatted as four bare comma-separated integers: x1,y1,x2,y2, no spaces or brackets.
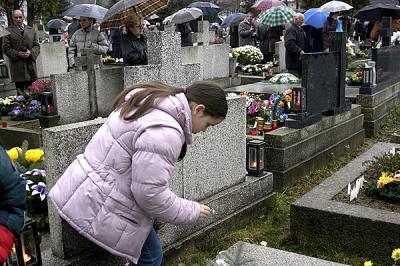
291,142,400,265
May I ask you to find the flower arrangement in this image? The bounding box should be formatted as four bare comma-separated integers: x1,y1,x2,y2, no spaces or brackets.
8,79,52,120
232,45,263,65
347,69,363,86
240,62,273,76
364,247,400,266
0,96,17,115
268,73,299,84
7,140,48,228
241,90,291,128
363,147,400,203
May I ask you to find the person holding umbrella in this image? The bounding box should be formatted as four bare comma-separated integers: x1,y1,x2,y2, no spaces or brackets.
120,13,148,66
322,12,339,51
68,16,108,70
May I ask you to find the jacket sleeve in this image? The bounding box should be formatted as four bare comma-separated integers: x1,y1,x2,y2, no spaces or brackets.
239,23,252,38
284,27,302,54
68,33,77,66
92,31,108,55
30,29,40,60
121,37,146,65
2,33,19,61
130,126,200,224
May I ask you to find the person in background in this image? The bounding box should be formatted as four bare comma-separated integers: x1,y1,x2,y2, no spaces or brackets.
121,13,147,66
284,13,307,77
322,12,338,51
257,23,270,63
0,146,26,264
268,25,284,60
67,18,80,38
3,9,40,92
110,29,122,59
229,26,239,48
239,12,256,46
49,80,228,266
175,22,193,46
68,16,108,70
354,19,366,41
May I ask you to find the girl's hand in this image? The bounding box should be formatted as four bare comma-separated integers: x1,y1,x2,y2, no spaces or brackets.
198,204,212,221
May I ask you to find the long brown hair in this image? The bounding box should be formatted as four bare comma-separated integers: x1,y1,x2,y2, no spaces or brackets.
112,80,228,121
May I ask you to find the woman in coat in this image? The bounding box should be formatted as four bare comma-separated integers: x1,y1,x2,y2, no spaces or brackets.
121,13,148,66
0,146,26,263
49,80,228,266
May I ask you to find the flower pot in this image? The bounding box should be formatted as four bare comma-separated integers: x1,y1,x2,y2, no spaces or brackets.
272,120,278,130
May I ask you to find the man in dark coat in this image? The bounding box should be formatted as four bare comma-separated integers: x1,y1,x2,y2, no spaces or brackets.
284,13,307,77
3,10,40,92
0,146,26,263
239,12,256,46
257,24,270,63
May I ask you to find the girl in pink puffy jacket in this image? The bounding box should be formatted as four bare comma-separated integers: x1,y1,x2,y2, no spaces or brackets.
49,80,228,266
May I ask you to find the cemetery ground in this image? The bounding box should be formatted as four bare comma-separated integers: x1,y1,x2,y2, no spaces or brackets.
162,106,400,266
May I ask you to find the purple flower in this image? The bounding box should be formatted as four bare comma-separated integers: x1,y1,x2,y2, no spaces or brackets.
31,182,47,201
10,108,21,116
21,170,32,177
30,100,39,106
16,95,25,101
25,179,33,191
248,101,260,115
33,169,46,177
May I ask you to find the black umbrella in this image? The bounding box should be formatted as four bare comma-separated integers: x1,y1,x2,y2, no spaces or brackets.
354,3,400,22
61,4,108,20
187,1,221,16
46,19,68,30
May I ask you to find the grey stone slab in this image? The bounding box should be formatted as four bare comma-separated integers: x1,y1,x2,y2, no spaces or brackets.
0,82,16,98
183,64,201,86
180,96,247,200
225,81,299,95
0,127,41,149
275,41,286,71
356,81,400,107
36,43,68,78
160,173,274,247
95,67,124,117
362,93,400,121
217,242,348,266
123,65,161,87
291,142,400,264
52,72,91,125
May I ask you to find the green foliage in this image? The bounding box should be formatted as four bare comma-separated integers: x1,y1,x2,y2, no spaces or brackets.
364,182,400,203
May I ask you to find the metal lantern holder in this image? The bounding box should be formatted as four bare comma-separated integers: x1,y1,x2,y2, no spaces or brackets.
246,140,265,176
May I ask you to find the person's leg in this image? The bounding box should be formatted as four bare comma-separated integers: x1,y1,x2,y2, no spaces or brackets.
136,228,163,266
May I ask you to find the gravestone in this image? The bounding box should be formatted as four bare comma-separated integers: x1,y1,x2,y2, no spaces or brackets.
36,43,68,78
275,41,286,71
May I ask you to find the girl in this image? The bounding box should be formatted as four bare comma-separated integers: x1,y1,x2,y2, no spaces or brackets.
49,80,228,266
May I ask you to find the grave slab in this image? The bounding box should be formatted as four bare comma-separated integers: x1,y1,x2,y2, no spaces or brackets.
216,242,349,266
291,142,400,265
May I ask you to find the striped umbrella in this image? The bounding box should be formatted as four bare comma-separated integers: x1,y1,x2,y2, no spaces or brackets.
100,0,170,31
252,0,286,11
258,6,296,27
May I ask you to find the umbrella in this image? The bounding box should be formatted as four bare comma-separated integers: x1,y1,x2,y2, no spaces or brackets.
258,6,296,27
100,0,170,31
148,14,160,20
354,3,400,22
0,27,10,38
251,0,286,11
318,1,353,13
304,8,329,29
46,19,68,30
169,7,203,24
220,12,246,27
187,1,221,16
61,4,108,20
163,15,172,24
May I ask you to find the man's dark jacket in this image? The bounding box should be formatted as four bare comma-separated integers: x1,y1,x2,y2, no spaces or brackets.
121,32,148,66
0,146,26,237
284,23,307,71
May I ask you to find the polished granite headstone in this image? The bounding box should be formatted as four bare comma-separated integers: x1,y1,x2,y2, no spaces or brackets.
371,45,400,94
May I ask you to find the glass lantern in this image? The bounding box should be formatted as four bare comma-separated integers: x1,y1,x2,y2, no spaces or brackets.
246,140,265,176
6,217,42,266
361,65,374,89
40,91,56,116
291,86,306,112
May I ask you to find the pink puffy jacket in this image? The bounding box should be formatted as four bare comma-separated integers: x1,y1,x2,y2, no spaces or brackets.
49,92,200,264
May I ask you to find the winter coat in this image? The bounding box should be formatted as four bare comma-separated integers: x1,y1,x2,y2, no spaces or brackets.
0,146,26,238
68,27,108,67
268,26,284,53
284,23,307,71
49,92,200,264
257,24,269,59
175,23,193,46
239,19,255,46
120,32,147,66
229,26,239,48
2,25,40,83
322,17,338,50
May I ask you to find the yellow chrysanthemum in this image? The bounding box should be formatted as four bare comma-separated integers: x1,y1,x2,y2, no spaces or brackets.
25,149,44,163
6,147,22,161
377,172,394,188
392,248,400,261
364,261,373,266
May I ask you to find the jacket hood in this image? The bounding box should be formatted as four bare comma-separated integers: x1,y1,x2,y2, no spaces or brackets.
124,90,193,144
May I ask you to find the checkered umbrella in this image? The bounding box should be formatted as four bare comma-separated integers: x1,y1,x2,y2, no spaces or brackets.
258,6,296,27
251,0,286,11
100,0,170,31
